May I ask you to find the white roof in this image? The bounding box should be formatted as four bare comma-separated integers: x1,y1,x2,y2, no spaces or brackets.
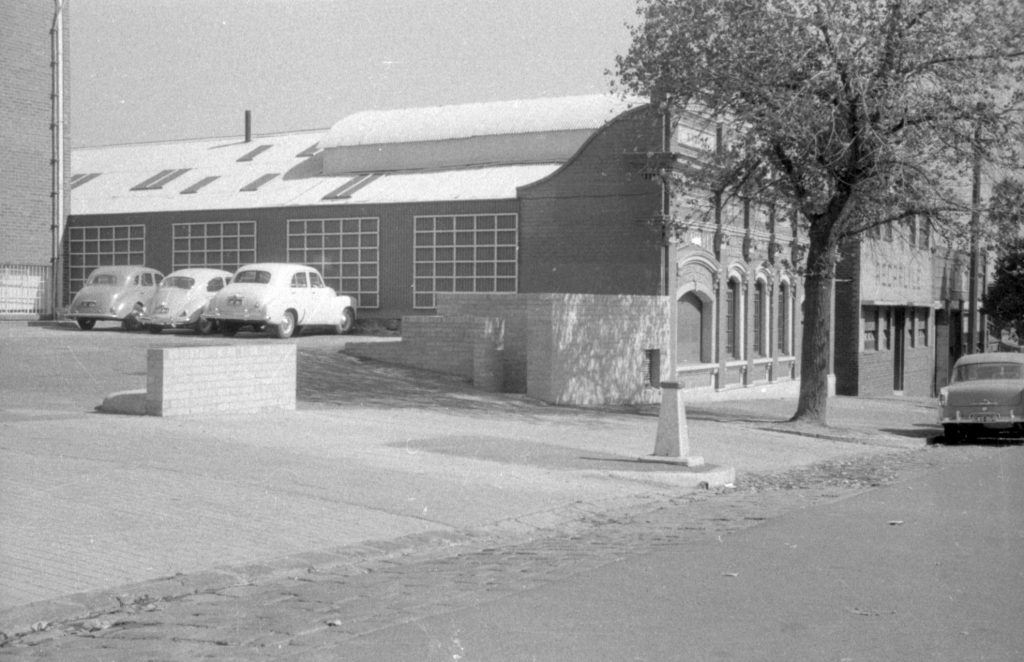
321,94,643,147
70,95,643,217
70,131,561,215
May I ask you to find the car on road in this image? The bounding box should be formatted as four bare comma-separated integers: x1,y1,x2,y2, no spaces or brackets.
202,263,357,339
939,352,1024,442
66,266,163,331
138,268,234,334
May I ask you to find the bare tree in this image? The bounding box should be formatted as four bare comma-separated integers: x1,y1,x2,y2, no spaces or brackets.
616,0,1024,423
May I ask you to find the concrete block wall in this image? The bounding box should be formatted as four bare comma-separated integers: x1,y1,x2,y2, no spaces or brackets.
527,293,669,406
146,344,296,416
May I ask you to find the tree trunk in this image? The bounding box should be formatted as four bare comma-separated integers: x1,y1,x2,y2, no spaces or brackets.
792,231,837,425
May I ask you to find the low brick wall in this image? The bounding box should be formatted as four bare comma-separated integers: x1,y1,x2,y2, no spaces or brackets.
145,344,296,416
527,293,669,406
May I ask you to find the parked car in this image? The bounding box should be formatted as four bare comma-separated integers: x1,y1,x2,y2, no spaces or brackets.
67,266,163,331
137,268,234,334
203,263,357,339
939,352,1024,442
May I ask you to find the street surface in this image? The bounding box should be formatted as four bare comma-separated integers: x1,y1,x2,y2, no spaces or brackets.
1,321,1003,660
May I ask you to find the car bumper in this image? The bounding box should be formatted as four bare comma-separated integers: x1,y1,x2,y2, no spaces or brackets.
940,409,1021,428
138,312,200,329
204,310,273,325
67,311,123,321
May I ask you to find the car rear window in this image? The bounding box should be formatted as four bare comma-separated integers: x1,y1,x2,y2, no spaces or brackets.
89,273,118,286
954,363,1024,382
163,276,195,290
234,270,272,284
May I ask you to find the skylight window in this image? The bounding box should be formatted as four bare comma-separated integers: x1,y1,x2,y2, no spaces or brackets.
237,145,272,162
322,173,382,200
131,168,190,191
180,176,220,194
70,173,101,189
240,173,278,192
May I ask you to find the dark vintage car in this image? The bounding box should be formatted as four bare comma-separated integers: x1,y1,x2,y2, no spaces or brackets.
939,352,1024,442
137,268,234,334
66,266,163,331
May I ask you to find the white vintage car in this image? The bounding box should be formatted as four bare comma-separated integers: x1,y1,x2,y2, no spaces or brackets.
939,352,1024,443
66,266,163,331
203,263,357,339
138,268,234,334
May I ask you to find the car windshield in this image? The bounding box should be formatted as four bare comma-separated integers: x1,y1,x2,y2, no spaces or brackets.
162,276,195,290
88,273,119,286
233,270,272,284
953,362,1024,382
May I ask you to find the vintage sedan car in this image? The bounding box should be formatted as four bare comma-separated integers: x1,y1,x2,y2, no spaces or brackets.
137,268,233,334
202,263,357,339
939,352,1024,442
66,266,163,331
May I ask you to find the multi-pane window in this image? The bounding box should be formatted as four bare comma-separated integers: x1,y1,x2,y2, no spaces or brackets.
172,222,256,272
66,225,145,297
917,309,929,346
287,218,379,308
413,214,517,309
863,306,878,351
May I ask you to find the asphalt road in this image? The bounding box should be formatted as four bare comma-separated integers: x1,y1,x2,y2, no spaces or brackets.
334,445,1024,662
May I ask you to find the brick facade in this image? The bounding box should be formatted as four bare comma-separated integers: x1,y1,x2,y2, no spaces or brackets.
0,4,70,315
146,344,296,416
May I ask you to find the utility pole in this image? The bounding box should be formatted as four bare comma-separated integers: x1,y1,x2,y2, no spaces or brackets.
968,117,983,354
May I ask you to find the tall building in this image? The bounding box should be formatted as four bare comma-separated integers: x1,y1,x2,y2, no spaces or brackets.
0,2,70,318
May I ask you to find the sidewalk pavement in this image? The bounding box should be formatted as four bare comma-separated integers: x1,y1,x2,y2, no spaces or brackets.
0,323,938,638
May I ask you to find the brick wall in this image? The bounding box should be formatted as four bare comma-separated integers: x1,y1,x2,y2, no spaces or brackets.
526,293,669,406
518,107,664,295
146,344,296,416
0,4,70,268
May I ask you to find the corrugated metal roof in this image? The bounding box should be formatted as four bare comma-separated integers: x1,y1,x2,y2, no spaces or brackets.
321,94,643,148
69,94,644,217
70,129,561,215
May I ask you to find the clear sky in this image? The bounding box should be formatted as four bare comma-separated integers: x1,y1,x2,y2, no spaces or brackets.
69,0,641,147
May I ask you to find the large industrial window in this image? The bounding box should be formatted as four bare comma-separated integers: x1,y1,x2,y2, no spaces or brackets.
172,222,256,272
66,225,145,297
413,214,518,309
287,218,379,309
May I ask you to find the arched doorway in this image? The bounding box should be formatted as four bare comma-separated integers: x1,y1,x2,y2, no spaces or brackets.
677,291,705,364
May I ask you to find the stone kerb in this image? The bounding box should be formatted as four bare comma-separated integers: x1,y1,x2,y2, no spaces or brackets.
145,344,296,416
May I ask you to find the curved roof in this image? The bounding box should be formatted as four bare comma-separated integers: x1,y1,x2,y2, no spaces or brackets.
321,94,644,148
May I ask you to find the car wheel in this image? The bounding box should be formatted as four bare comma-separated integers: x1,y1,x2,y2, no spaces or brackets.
220,323,239,337
146,324,162,334
271,311,296,339
196,317,216,335
76,318,96,331
335,307,355,335
943,424,965,445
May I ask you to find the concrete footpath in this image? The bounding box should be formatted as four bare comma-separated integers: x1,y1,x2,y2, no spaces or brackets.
0,323,936,638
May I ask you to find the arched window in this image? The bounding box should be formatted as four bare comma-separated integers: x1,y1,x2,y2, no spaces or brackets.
753,279,767,357
726,277,741,359
778,281,790,354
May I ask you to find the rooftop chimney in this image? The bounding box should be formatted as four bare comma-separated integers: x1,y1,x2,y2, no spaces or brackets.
244,110,252,143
